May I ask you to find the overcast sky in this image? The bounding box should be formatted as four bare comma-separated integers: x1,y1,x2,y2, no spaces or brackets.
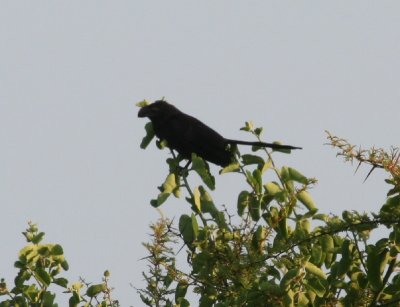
1,2,399,305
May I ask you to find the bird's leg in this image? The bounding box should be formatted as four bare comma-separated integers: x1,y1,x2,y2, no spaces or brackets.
176,159,191,178
181,159,192,170
169,150,191,176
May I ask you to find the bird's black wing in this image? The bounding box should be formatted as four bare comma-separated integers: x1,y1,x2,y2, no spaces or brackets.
158,112,232,166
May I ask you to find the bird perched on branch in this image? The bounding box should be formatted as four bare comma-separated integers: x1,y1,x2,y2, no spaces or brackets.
138,100,301,167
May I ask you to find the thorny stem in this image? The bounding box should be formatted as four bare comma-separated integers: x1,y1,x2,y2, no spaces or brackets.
326,131,400,180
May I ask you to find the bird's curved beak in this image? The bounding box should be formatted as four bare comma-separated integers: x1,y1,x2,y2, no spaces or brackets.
138,106,149,118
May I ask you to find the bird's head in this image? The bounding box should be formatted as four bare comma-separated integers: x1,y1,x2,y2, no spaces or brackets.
138,100,179,121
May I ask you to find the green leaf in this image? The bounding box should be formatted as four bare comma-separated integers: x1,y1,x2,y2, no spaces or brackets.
288,167,309,184
381,195,400,215
191,154,215,190
19,245,36,260
283,289,294,306
150,195,168,207
51,244,64,256
23,231,34,242
387,185,400,197
86,283,106,297
179,215,197,244
320,235,335,268
367,246,389,291
54,277,68,288
261,159,272,174
178,298,190,307
37,244,50,256
219,162,240,174
357,272,368,289
254,127,263,136
199,295,215,307
175,280,189,303
313,214,329,222
140,122,155,149
278,218,288,239
151,173,178,207
35,268,51,287
197,186,217,214
263,206,279,228
198,186,227,228
71,282,83,292
246,170,258,190
252,169,262,194
297,292,309,305
191,214,199,239
252,226,267,251
264,181,282,196
15,270,31,288
390,245,400,257
300,219,311,233
61,260,69,271
264,181,286,203
69,292,80,307
305,262,326,280
338,239,351,276
32,232,45,244
306,277,326,298
42,291,56,306
23,284,39,302
241,154,264,167
162,173,177,193
296,191,317,214
193,187,201,213
156,139,168,150
240,121,254,132
136,99,149,107
311,246,323,266
237,191,250,216
14,260,25,269
280,166,290,182
249,195,261,221
280,268,299,291
14,296,28,307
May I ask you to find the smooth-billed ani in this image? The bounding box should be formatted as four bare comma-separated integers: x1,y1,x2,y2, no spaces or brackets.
138,100,301,167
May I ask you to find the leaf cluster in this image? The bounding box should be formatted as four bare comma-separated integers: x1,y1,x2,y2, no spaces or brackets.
138,121,400,306
0,222,119,307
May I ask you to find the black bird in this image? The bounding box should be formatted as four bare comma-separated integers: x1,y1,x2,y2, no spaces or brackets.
138,100,301,167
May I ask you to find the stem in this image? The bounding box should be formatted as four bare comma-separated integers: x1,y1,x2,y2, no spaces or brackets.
252,130,285,187
170,150,207,226
351,231,367,272
181,171,207,226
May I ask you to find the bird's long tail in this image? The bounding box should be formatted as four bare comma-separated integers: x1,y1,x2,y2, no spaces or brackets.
226,139,302,150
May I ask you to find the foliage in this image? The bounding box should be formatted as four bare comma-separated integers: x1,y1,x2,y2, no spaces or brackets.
138,118,400,306
0,222,119,307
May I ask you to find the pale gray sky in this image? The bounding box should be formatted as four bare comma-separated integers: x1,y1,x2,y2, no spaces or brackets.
1,2,399,305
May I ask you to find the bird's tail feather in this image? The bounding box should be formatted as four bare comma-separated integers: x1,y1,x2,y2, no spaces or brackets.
226,139,302,150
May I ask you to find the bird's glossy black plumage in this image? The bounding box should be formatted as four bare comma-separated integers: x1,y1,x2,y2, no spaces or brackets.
138,100,301,167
